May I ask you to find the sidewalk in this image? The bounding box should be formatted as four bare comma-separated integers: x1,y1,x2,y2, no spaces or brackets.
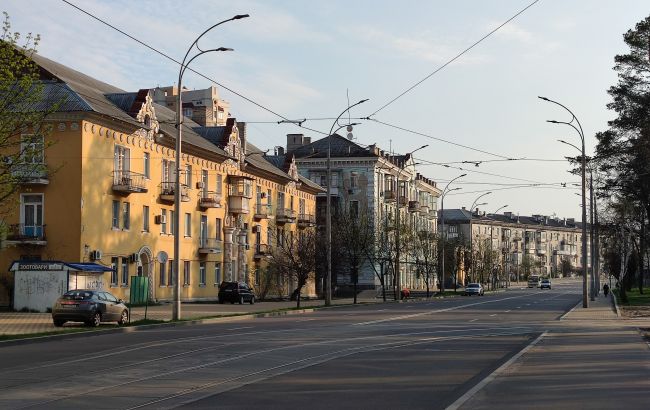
0,296,379,336
456,292,650,409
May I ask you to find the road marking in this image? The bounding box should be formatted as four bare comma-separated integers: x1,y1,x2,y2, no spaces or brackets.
516,307,521,309
446,331,548,410
505,310,511,313
226,326,253,331
489,314,497,317
469,319,479,323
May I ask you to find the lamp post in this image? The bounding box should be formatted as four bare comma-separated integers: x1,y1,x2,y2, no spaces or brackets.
439,174,466,294
539,96,589,308
326,100,368,306
394,145,428,300
172,14,248,321
468,192,491,284
489,205,508,290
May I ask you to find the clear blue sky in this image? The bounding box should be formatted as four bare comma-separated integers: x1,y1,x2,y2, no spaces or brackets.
5,0,649,219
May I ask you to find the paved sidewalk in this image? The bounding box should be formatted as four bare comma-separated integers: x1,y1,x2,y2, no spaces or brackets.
457,292,650,409
0,296,379,336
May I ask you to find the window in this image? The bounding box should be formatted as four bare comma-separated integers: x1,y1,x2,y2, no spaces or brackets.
349,200,359,218
320,174,327,187
143,152,150,178
351,172,359,188
112,200,120,229
143,206,150,232
21,134,44,164
183,261,190,285
170,210,175,235
331,173,339,188
299,198,305,215
110,257,119,285
183,108,193,118
21,194,44,237
199,262,206,285
162,159,176,183
215,218,222,240
121,258,128,286
184,213,191,237
267,189,273,209
201,169,208,195
214,262,222,284
114,145,130,173
277,192,285,210
161,209,167,234
123,202,130,230
267,226,272,247
185,164,192,186
168,260,174,286
200,215,208,247
159,262,166,286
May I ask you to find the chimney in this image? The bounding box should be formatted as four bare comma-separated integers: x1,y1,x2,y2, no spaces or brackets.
475,207,479,215
286,133,306,154
276,146,285,156
236,122,247,154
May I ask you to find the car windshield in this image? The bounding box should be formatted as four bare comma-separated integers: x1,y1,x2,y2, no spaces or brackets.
220,282,238,291
542,280,550,283
62,291,93,300
467,284,480,288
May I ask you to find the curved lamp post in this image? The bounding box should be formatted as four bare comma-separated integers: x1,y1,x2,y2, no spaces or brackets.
439,174,466,293
326,100,368,306
539,96,588,308
467,192,491,283
173,14,249,321
489,205,508,289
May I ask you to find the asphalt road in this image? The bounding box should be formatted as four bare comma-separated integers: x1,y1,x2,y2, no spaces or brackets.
0,282,581,410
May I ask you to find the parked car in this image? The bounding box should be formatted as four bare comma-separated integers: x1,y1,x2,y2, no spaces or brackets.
540,279,552,290
218,282,255,304
51,289,129,327
463,283,484,296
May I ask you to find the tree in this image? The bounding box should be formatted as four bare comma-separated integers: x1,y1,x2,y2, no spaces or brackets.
595,14,650,293
266,225,317,308
560,258,573,277
366,214,394,301
1,14,53,229
414,231,437,298
333,205,374,304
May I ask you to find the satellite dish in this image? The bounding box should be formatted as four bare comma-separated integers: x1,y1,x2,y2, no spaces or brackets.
347,133,354,140
346,125,353,132
157,251,168,264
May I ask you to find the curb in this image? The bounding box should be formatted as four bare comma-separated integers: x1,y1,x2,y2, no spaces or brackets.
612,292,620,317
559,301,581,321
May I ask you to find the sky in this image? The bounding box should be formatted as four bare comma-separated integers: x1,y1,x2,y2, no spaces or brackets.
4,0,649,220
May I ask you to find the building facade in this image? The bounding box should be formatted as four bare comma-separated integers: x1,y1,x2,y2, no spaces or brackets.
0,53,321,308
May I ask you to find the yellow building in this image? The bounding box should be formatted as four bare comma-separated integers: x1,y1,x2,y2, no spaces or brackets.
0,53,322,307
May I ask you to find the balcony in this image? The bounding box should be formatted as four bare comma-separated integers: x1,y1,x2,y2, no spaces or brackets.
112,170,147,194
419,204,430,216
5,224,47,246
198,238,222,255
536,247,547,256
298,213,316,228
408,201,420,213
159,182,190,203
254,243,270,259
384,190,397,203
428,209,437,220
254,203,271,219
398,196,408,207
12,163,49,185
276,208,297,224
227,179,252,214
199,191,222,208
512,234,522,241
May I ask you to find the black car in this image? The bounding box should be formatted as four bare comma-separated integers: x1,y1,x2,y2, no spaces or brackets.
218,282,255,304
51,289,129,327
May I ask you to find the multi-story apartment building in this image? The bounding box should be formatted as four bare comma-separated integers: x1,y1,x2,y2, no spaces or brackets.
284,134,441,292
0,54,322,309
152,85,230,127
440,208,590,282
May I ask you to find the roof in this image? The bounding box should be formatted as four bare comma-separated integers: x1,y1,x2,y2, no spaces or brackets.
65,263,115,272
291,134,375,159
440,209,583,229
9,261,114,272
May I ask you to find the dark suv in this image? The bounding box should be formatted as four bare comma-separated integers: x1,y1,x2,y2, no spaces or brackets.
218,282,255,304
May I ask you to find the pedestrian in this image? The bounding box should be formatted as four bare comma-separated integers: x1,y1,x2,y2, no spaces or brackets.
603,283,609,297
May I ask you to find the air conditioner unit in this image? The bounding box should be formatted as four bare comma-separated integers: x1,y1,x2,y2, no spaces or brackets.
129,253,140,263
90,250,103,261
155,214,167,224
196,181,205,189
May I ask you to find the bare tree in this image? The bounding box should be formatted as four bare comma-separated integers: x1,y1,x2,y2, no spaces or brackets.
266,224,317,308
366,215,394,301
414,230,437,297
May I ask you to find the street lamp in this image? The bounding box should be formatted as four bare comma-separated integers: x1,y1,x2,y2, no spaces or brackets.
393,145,428,300
539,95,589,308
467,192,491,284
326,100,368,306
439,174,466,294
489,205,507,289
172,14,249,321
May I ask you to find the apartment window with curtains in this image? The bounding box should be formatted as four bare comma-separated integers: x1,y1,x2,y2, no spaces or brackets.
199,262,206,286
143,152,150,178
123,202,130,230
183,261,190,285
112,200,120,229
185,213,191,237
161,209,167,234
110,257,118,285
121,259,128,286
159,262,166,286
214,262,222,285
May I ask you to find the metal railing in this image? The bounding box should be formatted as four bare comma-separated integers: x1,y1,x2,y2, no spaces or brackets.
6,224,46,241
276,208,296,222
112,170,147,192
199,191,222,207
198,238,222,253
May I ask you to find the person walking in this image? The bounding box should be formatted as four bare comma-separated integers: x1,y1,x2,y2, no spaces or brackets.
603,283,610,297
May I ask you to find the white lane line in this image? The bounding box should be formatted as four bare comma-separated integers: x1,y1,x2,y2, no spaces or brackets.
516,307,521,309
469,319,479,323
226,327,253,331
445,331,548,410
489,314,497,317
505,310,511,313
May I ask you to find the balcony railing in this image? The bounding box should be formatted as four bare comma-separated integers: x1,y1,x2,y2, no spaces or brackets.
384,190,397,202
199,191,222,208
419,204,430,215
12,163,49,185
408,201,420,213
298,213,316,228
198,238,222,254
113,170,147,194
276,208,297,224
254,243,270,259
228,196,250,214
5,224,47,245
254,203,271,219
159,182,190,203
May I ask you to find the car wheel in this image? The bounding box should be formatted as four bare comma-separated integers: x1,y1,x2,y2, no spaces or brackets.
250,296,255,305
53,319,65,327
88,312,101,327
117,310,128,326
239,296,244,305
